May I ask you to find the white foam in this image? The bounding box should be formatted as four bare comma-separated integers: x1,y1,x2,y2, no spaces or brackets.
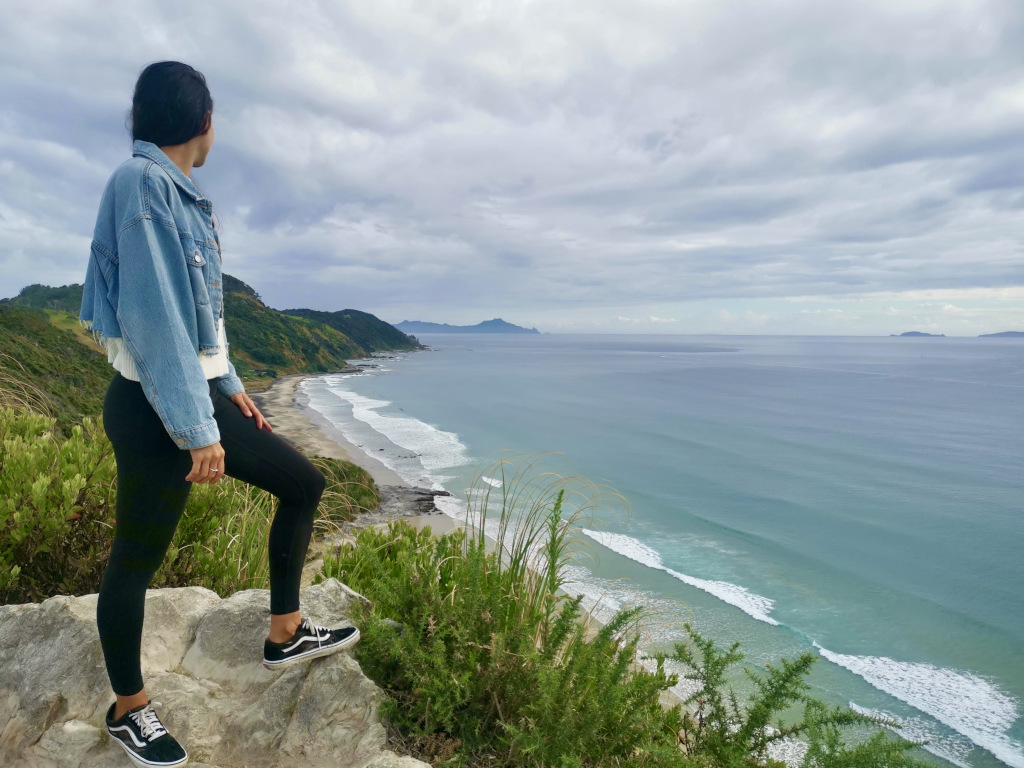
848,702,973,768
560,564,627,627
301,377,472,487
481,475,504,488
817,645,1024,768
433,495,469,524
580,529,779,626
337,387,469,471
764,732,809,767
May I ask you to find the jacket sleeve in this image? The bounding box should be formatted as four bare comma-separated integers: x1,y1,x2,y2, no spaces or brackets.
115,200,221,451
215,355,245,399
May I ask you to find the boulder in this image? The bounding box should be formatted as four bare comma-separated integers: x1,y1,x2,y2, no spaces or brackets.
0,579,430,768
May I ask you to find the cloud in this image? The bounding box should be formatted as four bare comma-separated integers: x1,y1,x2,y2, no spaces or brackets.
1,0,1022,334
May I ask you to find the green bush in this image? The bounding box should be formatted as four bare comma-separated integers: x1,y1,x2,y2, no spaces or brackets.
318,454,933,768
674,627,931,768
0,406,117,603
319,455,692,766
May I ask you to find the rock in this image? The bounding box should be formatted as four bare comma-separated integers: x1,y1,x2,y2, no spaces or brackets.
336,485,452,534
0,579,429,768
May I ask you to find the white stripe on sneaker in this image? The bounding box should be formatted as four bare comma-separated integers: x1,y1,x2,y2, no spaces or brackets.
110,724,148,748
281,631,330,654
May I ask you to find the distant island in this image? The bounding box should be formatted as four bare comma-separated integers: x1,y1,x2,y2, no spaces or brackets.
394,318,540,334
886,330,1023,338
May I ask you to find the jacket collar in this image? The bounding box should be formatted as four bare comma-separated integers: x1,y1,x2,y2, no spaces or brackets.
132,139,212,211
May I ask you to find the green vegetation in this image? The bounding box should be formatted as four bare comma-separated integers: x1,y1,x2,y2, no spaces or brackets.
674,630,929,768
318,456,931,768
1,282,83,312
0,380,378,605
220,274,365,378
283,305,428,352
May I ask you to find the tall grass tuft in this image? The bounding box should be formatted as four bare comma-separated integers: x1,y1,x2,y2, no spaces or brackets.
319,452,692,767
0,354,56,419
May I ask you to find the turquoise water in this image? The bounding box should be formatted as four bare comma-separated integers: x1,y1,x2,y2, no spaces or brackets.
299,333,1024,767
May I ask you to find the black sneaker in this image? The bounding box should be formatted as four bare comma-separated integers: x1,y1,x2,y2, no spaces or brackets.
262,616,360,670
105,699,188,767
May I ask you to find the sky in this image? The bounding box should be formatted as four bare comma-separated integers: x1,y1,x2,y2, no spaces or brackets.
1,0,1022,336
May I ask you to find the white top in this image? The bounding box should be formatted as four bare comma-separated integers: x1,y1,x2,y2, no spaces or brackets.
106,317,230,382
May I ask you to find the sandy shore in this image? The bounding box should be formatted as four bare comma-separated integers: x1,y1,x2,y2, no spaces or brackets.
253,369,693,718
250,371,411,488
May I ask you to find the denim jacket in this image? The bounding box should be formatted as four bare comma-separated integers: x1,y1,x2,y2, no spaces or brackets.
79,139,245,450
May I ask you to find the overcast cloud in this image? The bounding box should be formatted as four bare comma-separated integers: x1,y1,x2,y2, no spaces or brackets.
1,0,1022,334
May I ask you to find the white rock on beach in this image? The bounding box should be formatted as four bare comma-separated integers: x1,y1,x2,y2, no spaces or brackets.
0,578,430,768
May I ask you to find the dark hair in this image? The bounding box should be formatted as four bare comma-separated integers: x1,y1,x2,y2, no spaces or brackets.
126,61,214,146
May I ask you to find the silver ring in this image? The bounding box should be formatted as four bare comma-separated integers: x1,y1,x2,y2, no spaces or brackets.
211,469,219,472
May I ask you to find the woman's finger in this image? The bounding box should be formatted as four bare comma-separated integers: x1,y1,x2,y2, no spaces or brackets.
251,402,271,430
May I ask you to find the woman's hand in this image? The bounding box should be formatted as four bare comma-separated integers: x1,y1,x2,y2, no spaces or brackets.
228,392,272,431
187,441,225,484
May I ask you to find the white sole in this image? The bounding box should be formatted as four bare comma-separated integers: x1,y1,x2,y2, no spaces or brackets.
110,732,188,767
262,626,360,670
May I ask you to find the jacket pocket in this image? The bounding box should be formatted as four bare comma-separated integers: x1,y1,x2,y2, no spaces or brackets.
184,244,211,306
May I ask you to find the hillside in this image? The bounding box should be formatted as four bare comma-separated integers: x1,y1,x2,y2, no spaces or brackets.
2,282,83,313
279,305,424,355
219,275,422,380
0,303,112,437
3,275,423,375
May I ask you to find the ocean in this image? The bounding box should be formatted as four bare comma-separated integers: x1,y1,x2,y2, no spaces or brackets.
298,333,1024,768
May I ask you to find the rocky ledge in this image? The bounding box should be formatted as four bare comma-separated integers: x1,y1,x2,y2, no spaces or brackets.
338,485,453,534
0,579,429,768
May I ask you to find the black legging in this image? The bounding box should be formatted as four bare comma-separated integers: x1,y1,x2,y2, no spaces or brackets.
97,371,326,696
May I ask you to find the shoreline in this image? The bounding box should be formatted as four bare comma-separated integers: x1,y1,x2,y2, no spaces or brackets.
250,370,412,488
251,367,694,717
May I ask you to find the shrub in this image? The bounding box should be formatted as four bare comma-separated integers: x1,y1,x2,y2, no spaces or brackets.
0,406,117,603
673,626,931,767
319,453,691,767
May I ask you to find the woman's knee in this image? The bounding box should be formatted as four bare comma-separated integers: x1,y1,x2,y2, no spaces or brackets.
280,461,325,510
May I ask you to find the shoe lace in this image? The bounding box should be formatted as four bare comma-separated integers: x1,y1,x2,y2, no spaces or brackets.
129,701,168,742
301,617,331,646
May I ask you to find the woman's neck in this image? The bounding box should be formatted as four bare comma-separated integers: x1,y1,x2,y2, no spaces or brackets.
158,143,199,178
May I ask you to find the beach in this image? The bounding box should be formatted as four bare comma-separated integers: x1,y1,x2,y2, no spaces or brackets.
250,370,492,540
250,369,693,716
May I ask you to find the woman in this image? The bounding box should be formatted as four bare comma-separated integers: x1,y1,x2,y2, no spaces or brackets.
78,61,359,768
